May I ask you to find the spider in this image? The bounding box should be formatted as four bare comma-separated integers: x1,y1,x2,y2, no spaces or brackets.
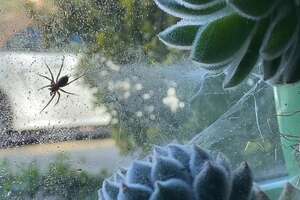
37,56,85,113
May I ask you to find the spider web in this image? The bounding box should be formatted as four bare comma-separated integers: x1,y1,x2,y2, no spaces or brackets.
188,76,286,180
84,55,286,180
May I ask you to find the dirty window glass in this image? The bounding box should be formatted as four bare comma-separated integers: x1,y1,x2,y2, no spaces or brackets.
0,0,285,199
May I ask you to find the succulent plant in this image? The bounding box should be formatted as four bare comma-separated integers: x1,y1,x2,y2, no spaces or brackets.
99,143,259,200
153,0,300,88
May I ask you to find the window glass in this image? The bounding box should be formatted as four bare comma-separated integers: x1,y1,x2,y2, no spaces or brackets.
0,0,286,199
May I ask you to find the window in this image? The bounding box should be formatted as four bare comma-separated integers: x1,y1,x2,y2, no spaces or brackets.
0,0,290,199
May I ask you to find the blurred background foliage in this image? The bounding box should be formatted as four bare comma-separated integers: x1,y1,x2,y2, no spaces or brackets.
0,154,108,200
25,0,183,64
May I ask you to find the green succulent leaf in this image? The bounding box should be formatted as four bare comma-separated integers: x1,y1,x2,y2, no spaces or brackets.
155,0,300,87
159,23,201,49
154,0,228,21
260,6,298,60
263,40,297,84
282,39,300,84
181,0,216,4
195,62,229,72
283,56,300,84
262,56,282,84
223,20,269,88
177,0,220,9
227,0,278,19
191,13,256,67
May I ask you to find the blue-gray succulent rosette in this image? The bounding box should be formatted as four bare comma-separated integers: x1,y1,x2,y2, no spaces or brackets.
99,144,259,200
99,143,300,199
154,0,300,88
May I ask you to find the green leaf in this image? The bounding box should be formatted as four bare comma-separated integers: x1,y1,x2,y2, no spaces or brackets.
262,57,282,82
159,23,201,49
264,43,296,84
194,62,229,71
283,54,300,84
263,34,299,85
282,38,300,84
191,13,255,67
154,0,227,20
178,0,219,9
227,0,278,19
181,0,215,4
260,7,298,60
223,20,269,88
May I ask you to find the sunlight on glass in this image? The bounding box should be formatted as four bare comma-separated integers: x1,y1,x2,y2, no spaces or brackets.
162,87,184,113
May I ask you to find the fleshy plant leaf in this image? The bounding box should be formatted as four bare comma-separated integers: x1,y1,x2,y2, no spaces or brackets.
154,0,229,22
191,13,256,66
227,0,279,19
263,57,282,82
223,19,269,88
155,0,300,86
260,6,299,60
159,23,201,49
176,0,220,9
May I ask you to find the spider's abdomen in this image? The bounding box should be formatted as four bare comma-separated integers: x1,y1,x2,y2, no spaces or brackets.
57,75,69,87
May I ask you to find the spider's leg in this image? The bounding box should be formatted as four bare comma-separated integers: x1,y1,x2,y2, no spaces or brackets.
44,62,55,83
66,73,86,86
59,89,78,96
56,56,65,82
40,93,56,113
36,73,52,82
55,91,61,106
38,85,51,91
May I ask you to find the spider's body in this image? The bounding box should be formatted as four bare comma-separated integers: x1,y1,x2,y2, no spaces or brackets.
50,75,69,95
56,75,69,88
37,57,85,113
